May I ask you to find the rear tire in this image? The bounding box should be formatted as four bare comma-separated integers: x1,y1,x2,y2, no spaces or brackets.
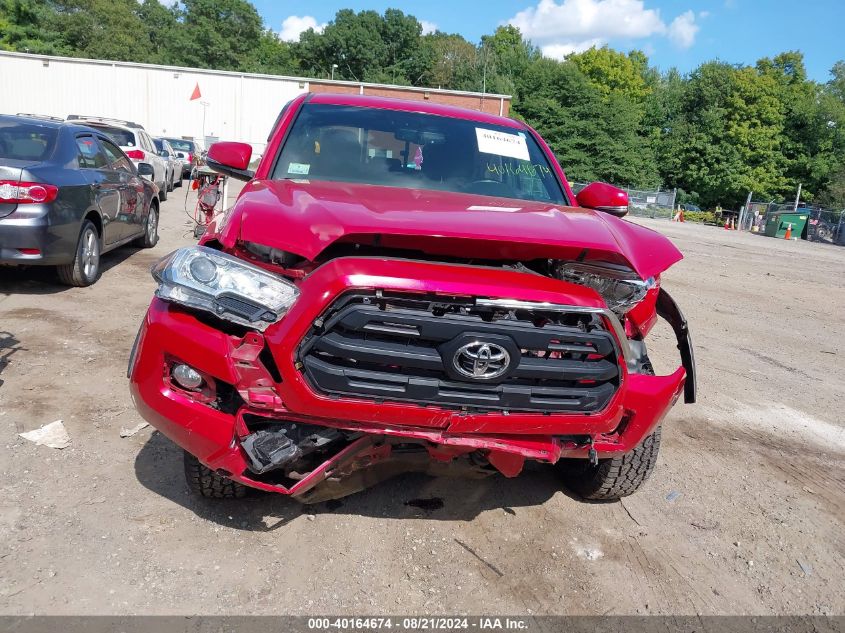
57,220,100,287
134,203,158,248
184,451,248,499
558,426,662,500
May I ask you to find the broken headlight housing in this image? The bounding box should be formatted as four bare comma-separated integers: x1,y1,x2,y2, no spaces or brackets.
152,246,299,331
556,261,656,315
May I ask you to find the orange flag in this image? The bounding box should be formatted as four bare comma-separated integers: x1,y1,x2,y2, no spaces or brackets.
190,83,201,100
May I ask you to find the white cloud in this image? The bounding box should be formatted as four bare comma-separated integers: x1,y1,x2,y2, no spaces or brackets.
419,20,438,35
506,0,700,58
667,10,699,49
510,0,664,43
279,15,327,42
542,39,604,60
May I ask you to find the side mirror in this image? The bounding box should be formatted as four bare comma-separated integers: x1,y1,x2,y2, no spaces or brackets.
159,150,169,158
575,182,629,217
137,162,155,181
206,142,253,181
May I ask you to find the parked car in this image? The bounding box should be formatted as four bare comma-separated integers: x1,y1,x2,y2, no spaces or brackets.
162,137,202,177
153,137,182,192
807,208,843,243
0,114,159,286
129,94,695,503
67,116,169,200
679,203,701,212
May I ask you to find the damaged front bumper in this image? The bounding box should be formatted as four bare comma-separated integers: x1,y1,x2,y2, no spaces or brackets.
129,257,691,500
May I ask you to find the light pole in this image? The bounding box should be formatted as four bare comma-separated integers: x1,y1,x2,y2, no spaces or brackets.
200,101,209,143
331,63,339,80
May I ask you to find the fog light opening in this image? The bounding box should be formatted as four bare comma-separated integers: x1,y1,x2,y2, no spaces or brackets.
172,363,204,391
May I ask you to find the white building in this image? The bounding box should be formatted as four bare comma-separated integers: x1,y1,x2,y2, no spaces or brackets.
0,51,510,155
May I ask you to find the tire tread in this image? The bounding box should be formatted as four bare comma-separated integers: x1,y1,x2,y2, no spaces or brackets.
560,426,662,500
183,451,247,499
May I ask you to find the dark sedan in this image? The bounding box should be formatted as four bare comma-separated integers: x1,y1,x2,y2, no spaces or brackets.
0,114,160,286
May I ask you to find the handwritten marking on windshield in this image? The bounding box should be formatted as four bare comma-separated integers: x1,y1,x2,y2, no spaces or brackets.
486,162,552,178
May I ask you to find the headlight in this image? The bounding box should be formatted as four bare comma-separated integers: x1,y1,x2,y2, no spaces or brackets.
556,261,656,315
151,246,299,330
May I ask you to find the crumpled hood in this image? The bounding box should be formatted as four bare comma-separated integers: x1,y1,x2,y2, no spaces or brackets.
215,179,682,279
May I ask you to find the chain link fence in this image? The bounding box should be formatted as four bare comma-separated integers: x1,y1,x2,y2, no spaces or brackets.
568,183,845,246
740,201,845,246
570,183,677,218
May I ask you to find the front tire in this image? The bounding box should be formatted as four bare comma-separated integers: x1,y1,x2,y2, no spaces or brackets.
184,451,248,499
558,426,662,500
57,220,100,287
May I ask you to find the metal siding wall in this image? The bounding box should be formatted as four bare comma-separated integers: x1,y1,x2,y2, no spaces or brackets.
1,54,305,153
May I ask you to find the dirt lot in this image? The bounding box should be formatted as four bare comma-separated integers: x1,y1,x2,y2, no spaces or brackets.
0,188,843,616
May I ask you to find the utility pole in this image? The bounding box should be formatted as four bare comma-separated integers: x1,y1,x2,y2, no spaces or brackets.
481,43,488,96
740,191,752,231
331,63,338,81
793,183,802,212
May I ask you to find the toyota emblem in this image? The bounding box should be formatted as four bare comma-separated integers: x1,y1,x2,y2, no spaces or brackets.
452,341,511,380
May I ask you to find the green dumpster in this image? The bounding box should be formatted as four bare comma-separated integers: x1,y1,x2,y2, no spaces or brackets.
764,212,808,238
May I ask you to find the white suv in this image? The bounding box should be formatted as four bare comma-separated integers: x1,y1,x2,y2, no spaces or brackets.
67,116,169,200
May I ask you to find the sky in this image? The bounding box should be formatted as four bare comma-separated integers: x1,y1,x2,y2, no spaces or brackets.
252,0,845,82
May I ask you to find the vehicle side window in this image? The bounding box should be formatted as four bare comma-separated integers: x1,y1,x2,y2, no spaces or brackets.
75,135,107,169
99,137,133,174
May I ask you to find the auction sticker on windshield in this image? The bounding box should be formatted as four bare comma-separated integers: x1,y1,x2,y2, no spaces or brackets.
475,128,530,161
287,162,311,175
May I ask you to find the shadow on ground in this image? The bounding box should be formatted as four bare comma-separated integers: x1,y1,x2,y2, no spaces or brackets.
0,246,145,295
134,431,578,531
0,330,23,388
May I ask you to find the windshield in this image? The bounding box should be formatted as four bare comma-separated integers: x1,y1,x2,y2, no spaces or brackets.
0,123,57,161
166,139,194,152
272,104,565,204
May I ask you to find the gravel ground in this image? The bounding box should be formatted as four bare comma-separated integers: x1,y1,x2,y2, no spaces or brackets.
0,188,843,615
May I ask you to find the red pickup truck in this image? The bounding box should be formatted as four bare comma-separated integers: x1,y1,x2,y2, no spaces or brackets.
129,93,695,503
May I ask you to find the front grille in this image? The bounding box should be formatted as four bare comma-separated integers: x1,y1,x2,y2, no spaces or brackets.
297,292,621,413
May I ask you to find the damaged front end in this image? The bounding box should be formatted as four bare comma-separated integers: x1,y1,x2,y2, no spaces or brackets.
129,245,694,503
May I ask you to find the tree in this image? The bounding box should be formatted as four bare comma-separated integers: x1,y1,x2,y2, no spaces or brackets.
478,26,539,95
422,33,478,90
48,0,153,62
296,9,387,81
569,47,652,103
663,62,787,207
828,60,845,102
136,0,184,65
0,0,63,54
180,0,265,71
514,57,658,187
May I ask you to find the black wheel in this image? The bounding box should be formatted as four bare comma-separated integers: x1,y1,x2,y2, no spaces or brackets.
134,203,158,248
174,172,182,188
159,179,168,201
184,451,248,499
167,170,174,192
816,225,832,242
57,220,100,287
558,426,662,500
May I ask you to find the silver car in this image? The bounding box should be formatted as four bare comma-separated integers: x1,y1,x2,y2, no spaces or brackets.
67,116,170,201
154,138,183,193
